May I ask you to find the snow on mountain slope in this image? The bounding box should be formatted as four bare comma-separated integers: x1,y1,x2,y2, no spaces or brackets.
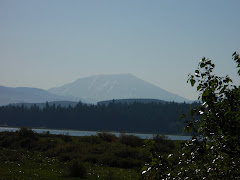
48,74,189,103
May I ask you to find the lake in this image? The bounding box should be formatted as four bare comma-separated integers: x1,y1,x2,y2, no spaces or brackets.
0,127,191,140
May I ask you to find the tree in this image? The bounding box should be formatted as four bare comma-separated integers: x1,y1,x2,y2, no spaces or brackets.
141,51,240,179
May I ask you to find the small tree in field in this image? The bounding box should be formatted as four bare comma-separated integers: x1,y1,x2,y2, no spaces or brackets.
142,52,240,179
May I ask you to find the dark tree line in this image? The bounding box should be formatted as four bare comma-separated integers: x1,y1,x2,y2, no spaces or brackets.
0,101,196,134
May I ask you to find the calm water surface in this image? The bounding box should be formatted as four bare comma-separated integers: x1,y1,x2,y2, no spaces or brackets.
0,127,191,140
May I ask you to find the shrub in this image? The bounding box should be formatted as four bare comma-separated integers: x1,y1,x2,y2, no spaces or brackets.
59,133,72,142
39,138,58,151
0,135,16,148
105,170,114,180
114,145,137,158
59,154,72,162
83,154,99,163
20,138,35,149
67,160,87,177
17,127,38,149
89,145,105,155
119,134,143,147
97,132,117,142
118,158,141,168
99,153,119,167
152,134,175,153
17,127,38,140
40,131,51,137
80,135,102,144
46,143,77,158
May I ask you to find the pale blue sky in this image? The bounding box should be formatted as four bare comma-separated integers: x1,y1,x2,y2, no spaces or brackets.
0,0,240,100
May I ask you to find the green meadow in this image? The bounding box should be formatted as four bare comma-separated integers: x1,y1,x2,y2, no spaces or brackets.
0,128,181,179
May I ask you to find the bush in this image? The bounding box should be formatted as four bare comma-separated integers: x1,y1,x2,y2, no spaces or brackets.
67,160,87,177
97,132,117,142
89,145,105,155
118,158,142,168
59,133,72,142
0,134,16,148
80,135,102,144
46,144,77,158
83,154,99,163
40,131,51,137
17,127,38,149
39,138,58,151
152,134,175,153
17,127,38,140
114,145,137,159
99,153,119,167
59,154,72,162
119,134,143,147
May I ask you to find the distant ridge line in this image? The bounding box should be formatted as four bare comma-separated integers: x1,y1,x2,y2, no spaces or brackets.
48,74,190,103
97,98,168,105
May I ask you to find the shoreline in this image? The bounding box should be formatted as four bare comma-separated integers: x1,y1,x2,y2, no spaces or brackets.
0,126,191,140
0,126,189,137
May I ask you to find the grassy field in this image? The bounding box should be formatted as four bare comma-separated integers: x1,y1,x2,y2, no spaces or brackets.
0,149,138,179
0,128,182,179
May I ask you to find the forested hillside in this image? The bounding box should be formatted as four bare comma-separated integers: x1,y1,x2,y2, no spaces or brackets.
0,101,196,134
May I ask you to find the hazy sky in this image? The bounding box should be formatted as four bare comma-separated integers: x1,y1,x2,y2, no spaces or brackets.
1,0,240,100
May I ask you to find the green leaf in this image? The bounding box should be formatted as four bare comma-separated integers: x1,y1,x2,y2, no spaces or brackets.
200,63,205,68
184,125,193,133
190,79,196,86
179,114,186,120
197,85,201,91
206,144,211,149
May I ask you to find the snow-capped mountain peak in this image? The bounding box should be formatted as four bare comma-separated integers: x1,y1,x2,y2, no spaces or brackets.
48,74,188,103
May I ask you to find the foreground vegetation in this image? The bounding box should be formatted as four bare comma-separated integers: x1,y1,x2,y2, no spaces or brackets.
0,128,181,179
142,52,240,179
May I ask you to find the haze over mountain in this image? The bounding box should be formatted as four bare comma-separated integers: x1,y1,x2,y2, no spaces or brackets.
0,86,80,106
48,74,189,103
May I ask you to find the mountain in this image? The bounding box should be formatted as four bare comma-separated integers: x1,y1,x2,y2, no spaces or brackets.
48,74,189,103
0,86,81,106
